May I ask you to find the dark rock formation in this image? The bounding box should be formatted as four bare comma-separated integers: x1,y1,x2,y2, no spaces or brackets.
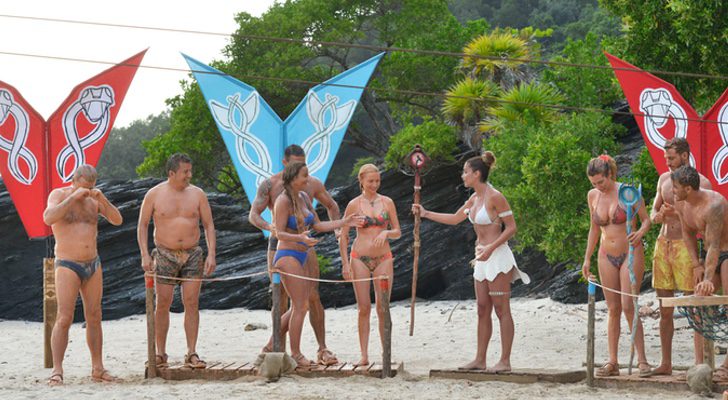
0,110,647,321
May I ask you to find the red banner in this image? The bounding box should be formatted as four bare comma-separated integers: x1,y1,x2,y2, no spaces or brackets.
0,81,50,238
607,53,728,198
605,53,702,176
48,50,146,188
0,50,145,239
703,88,728,191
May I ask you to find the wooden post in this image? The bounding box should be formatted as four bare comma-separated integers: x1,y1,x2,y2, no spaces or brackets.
410,168,421,337
705,338,715,370
586,282,596,387
43,258,56,368
380,276,392,378
272,272,282,352
145,276,157,378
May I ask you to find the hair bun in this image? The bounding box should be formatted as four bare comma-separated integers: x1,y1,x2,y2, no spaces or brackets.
482,151,496,168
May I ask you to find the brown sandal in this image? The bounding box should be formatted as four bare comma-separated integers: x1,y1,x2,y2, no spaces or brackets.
292,353,313,369
91,369,122,383
596,362,620,377
145,353,169,368
47,373,63,386
184,353,207,369
317,348,339,366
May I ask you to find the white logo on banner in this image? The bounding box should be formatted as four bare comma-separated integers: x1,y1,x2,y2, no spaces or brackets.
711,103,728,184
639,88,695,167
56,85,115,182
301,92,355,175
210,92,272,186
0,89,38,185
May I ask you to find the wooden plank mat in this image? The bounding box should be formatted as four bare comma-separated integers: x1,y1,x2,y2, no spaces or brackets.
150,361,403,380
429,368,585,384
594,372,728,393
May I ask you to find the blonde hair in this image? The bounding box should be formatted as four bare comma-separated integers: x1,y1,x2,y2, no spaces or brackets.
357,163,379,192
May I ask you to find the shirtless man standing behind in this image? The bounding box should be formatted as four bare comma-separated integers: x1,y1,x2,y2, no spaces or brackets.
248,144,341,365
43,165,123,386
672,165,728,376
137,153,216,369
649,138,710,376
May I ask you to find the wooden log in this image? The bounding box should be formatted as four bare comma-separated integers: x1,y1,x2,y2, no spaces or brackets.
429,368,585,384
380,276,392,378
586,282,596,387
271,272,282,352
660,295,728,307
43,258,56,369
145,277,157,378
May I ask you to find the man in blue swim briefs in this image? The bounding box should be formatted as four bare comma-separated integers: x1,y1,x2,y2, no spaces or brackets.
43,165,123,386
249,144,342,366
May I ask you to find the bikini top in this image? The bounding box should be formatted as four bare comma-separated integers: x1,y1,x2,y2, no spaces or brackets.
464,197,512,226
591,187,627,226
359,197,390,228
286,212,315,231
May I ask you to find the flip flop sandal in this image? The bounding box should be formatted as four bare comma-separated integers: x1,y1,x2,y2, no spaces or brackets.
292,353,313,369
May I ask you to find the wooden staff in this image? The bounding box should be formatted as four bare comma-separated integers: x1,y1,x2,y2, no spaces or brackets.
586,282,596,387
145,276,157,378
380,276,392,378
410,167,421,336
43,257,56,368
408,145,428,337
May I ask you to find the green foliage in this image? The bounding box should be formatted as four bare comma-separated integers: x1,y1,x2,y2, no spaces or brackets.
350,157,377,178
384,120,458,170
601,0,728,111
542,32,622,108
136,81,236,195
487,112,623,264
97,112,169,180
317,254,333,275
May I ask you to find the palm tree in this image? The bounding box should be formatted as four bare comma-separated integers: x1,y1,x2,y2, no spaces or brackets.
441,77,501,148
479,81,564,135
461,32,531,89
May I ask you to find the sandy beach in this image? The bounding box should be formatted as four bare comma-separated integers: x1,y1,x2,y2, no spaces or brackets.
0,292,712,399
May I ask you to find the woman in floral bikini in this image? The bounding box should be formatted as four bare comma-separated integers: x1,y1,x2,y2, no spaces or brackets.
339,164,401,366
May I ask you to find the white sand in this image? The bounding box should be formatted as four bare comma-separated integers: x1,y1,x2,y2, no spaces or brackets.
0,292,713,399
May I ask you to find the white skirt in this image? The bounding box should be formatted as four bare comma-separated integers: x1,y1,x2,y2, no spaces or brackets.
472,243,530,284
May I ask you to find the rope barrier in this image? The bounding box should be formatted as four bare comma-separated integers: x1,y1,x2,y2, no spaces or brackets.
144,270,268,283
275,270,386,283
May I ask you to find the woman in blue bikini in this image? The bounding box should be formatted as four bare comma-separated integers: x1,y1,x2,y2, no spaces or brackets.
412,151,529,372
273,161,363,366
339,163,401,366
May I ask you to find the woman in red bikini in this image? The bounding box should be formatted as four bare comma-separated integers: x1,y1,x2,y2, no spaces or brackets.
339,164,401,366
582,154,652,377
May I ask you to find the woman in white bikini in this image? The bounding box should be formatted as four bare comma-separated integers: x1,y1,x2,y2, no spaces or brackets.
340,164,401,366
582,154,651,377
412,151,529,372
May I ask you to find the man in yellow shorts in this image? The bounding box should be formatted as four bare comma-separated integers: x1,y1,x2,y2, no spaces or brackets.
649,137,711,376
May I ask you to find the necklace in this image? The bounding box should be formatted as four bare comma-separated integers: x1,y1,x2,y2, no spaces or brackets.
364,194,378,207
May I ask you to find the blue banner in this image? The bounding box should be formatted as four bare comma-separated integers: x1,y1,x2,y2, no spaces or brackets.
183,53,384,235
